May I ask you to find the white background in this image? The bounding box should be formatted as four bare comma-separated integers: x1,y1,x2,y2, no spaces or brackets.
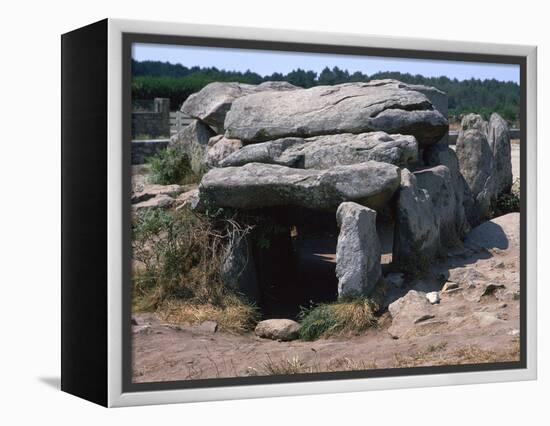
1,0,547,424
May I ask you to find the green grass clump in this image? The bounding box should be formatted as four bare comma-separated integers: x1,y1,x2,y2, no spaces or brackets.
148,145,199,185
298,298,378,341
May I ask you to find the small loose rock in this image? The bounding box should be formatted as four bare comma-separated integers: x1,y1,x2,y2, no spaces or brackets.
426,291,441,304
481,282,505,297
414,314,435,323
441,282,459,292
132,325,152,335
197,320,218,333
255,319,300,341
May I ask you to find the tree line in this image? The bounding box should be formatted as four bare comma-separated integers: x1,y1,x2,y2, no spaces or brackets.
132,60,520,123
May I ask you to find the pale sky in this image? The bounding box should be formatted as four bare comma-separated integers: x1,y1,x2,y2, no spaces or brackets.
133,43,520,83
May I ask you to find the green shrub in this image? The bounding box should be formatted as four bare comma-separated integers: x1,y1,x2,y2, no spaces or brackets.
148,145,199,185
495,193,520,215
298,298,378,341
493,181,520,217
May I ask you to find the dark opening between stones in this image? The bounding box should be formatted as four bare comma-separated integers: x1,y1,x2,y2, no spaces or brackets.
251,207,338,320
377,207,395,271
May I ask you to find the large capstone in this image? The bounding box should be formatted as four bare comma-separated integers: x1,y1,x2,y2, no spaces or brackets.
224,81,448,146
198,161,400,211
170,119,215,174
369,79,448,117
335,202,381,298
219,131,418,169
180,81,298,131
393,169,441,274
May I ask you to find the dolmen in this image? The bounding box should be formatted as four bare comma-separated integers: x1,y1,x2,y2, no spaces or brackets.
171,79,514,300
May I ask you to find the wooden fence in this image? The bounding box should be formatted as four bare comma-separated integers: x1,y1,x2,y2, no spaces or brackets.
169,111,194,135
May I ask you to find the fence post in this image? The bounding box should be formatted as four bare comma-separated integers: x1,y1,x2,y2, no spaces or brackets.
154,98,170,138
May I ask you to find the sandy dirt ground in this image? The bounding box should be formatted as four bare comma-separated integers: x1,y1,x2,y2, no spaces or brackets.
132,214,521,383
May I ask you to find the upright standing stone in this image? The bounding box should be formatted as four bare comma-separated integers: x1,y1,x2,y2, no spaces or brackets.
488,113,513,195
335,202,381,298
393,169,441,274
414,165,466,247
456,114,495,223
424,141,473,233
456,114,493,197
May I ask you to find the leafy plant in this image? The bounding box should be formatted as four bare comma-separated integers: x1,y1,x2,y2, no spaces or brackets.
493,181,520,217
494,193,520,216
148,145,199,185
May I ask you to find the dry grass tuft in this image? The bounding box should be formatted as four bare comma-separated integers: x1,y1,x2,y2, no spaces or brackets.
157,298,259,334
298,298,378,341
452,345,520,364
393,343,519,368
260,355,309,375
246,354,379,376
132,207,259,332
325,357,378,371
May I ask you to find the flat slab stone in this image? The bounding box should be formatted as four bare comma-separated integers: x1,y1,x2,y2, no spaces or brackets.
131,184,183,204
198,161,400,211
224,81,448,146
132,194,174,211
220,131,418,169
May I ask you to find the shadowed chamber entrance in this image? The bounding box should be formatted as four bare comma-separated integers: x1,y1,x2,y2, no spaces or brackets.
252,208,338,320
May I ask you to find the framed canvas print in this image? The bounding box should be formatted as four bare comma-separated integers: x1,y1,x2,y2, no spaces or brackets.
61,18,537,407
